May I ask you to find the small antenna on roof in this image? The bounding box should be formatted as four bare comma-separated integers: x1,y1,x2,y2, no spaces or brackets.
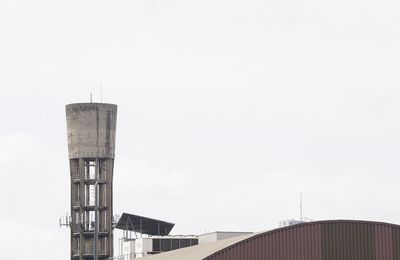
300,192,303,221
90,92,93,103
100,83,103,103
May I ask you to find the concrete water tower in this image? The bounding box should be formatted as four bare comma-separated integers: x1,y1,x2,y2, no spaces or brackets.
66,103,117,260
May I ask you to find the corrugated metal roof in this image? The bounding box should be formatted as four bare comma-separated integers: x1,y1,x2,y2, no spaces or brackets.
142,220,400,260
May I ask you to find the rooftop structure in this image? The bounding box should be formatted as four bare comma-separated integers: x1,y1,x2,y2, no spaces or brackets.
115,213,175,237
113,213,192,259
279,219,306,228
118,235,199,259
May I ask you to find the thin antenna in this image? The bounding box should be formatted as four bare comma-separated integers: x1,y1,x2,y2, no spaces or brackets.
300,192,303,221
90,93,93,103
100,83,103,103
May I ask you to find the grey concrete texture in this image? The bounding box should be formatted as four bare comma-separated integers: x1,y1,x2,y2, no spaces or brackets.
66,103,117,159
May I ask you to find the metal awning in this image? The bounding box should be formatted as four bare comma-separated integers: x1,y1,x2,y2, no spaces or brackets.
115,213,175,236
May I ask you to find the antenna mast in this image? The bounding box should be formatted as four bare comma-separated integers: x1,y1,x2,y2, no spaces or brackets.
300,192,303,221
100,82,103,103
59,213,71,228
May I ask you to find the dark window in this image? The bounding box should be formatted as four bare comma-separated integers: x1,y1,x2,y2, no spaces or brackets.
153,238,199,253
161,239,171,251
171,239,180,250
179,239,190,248
152,239,161,252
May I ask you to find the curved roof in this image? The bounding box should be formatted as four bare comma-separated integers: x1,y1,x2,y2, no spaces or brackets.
144,220,400,260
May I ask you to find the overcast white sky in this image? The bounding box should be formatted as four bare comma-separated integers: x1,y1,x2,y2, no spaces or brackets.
1,0,400,258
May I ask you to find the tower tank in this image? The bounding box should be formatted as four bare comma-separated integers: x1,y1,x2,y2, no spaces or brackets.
66,103,117,260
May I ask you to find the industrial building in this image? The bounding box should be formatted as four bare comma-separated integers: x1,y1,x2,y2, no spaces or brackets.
138,220,400,260
112,213,252,259
114,213,198,259
63,102,400,260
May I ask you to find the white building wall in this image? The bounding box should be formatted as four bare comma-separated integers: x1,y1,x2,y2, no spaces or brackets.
134,238,153,258
199,232,252,244
122,241,135,260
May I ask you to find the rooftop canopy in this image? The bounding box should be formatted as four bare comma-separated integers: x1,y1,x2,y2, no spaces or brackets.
115,213,175,236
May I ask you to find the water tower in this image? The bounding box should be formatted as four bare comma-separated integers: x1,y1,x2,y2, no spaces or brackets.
66,103,117,260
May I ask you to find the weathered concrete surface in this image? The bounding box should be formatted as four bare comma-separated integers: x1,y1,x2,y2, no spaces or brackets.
66,103,117,159
66,102,117,260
